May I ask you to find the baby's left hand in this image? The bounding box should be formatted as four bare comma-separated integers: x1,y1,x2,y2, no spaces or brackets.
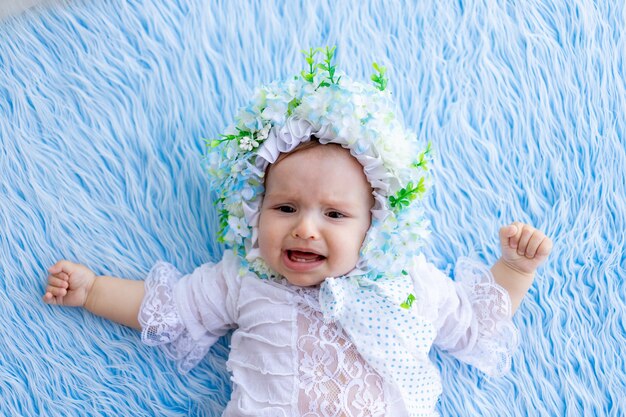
499,222,553,276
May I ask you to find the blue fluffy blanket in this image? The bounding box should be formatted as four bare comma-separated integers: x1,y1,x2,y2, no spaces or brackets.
0,1,623,415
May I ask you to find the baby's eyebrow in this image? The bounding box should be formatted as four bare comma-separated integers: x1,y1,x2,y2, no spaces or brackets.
264,192,355,208
262,191,292,200
323,199,356,209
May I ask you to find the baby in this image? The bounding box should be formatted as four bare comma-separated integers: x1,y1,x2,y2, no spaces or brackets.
44,48,552,416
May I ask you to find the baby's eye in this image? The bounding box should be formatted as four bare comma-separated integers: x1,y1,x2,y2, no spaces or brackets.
277,205,296,213
326,211,345,219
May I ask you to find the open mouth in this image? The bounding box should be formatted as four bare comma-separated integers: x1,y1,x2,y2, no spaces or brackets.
286,250,326,263
282,249,327,273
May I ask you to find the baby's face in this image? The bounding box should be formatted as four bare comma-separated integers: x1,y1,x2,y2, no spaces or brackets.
258,144,373,286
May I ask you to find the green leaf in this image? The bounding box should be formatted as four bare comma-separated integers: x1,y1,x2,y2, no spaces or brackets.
301,47,319,83
411,142,433,170
389,178,427,209
400,293,416,309
316,45,339,86
371,61,388,91
416,177,426,194
301,70,314,82
372,62,386,75
287,97,300,116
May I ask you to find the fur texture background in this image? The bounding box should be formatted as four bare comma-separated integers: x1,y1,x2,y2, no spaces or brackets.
0,0,623,415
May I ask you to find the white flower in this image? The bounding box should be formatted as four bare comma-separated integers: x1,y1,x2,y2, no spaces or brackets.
241,184,255,200
257,123,271,141
261,92,290,124
228,216,250,238
239,136,259,151
236,108,263,131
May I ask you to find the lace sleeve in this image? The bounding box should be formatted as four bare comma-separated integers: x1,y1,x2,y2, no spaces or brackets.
138,262,226,373
429,257,519,377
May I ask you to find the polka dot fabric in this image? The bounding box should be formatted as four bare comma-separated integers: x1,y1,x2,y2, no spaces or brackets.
320,274,442,416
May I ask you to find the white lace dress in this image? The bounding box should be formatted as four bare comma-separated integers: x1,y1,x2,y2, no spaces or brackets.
139,250,518,417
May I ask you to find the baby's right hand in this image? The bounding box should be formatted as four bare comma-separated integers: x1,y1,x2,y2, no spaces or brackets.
43,260,97,307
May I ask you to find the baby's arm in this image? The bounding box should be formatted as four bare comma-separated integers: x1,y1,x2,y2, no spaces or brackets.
491,222,553,314
43,260,144,329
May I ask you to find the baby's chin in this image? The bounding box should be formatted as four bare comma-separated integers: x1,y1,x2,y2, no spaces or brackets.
282,267,358,287
283,273,327,287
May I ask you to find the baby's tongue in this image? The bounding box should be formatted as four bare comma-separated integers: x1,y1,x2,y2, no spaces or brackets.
289,250,323,262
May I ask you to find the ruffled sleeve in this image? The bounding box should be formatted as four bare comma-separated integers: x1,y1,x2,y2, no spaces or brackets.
138,254,241,373
411,255,519,377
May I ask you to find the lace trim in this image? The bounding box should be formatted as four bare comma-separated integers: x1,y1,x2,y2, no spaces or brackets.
295,288,386,417
138,262,212,373
455,257,520,377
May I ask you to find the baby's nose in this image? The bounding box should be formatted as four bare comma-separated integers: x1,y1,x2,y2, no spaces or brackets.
292,215,319,240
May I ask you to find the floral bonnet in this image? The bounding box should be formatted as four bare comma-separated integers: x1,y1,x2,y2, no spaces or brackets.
205,47,432,279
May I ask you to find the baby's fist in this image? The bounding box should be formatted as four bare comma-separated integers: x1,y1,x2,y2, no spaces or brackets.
499,222,553,275
43,260,96,307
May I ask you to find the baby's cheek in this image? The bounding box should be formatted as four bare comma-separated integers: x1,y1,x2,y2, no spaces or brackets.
256,229,271,259
257,234,271,257
346,238,365,265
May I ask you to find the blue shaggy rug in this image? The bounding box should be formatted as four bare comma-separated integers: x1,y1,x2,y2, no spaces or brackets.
0,0,623,416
